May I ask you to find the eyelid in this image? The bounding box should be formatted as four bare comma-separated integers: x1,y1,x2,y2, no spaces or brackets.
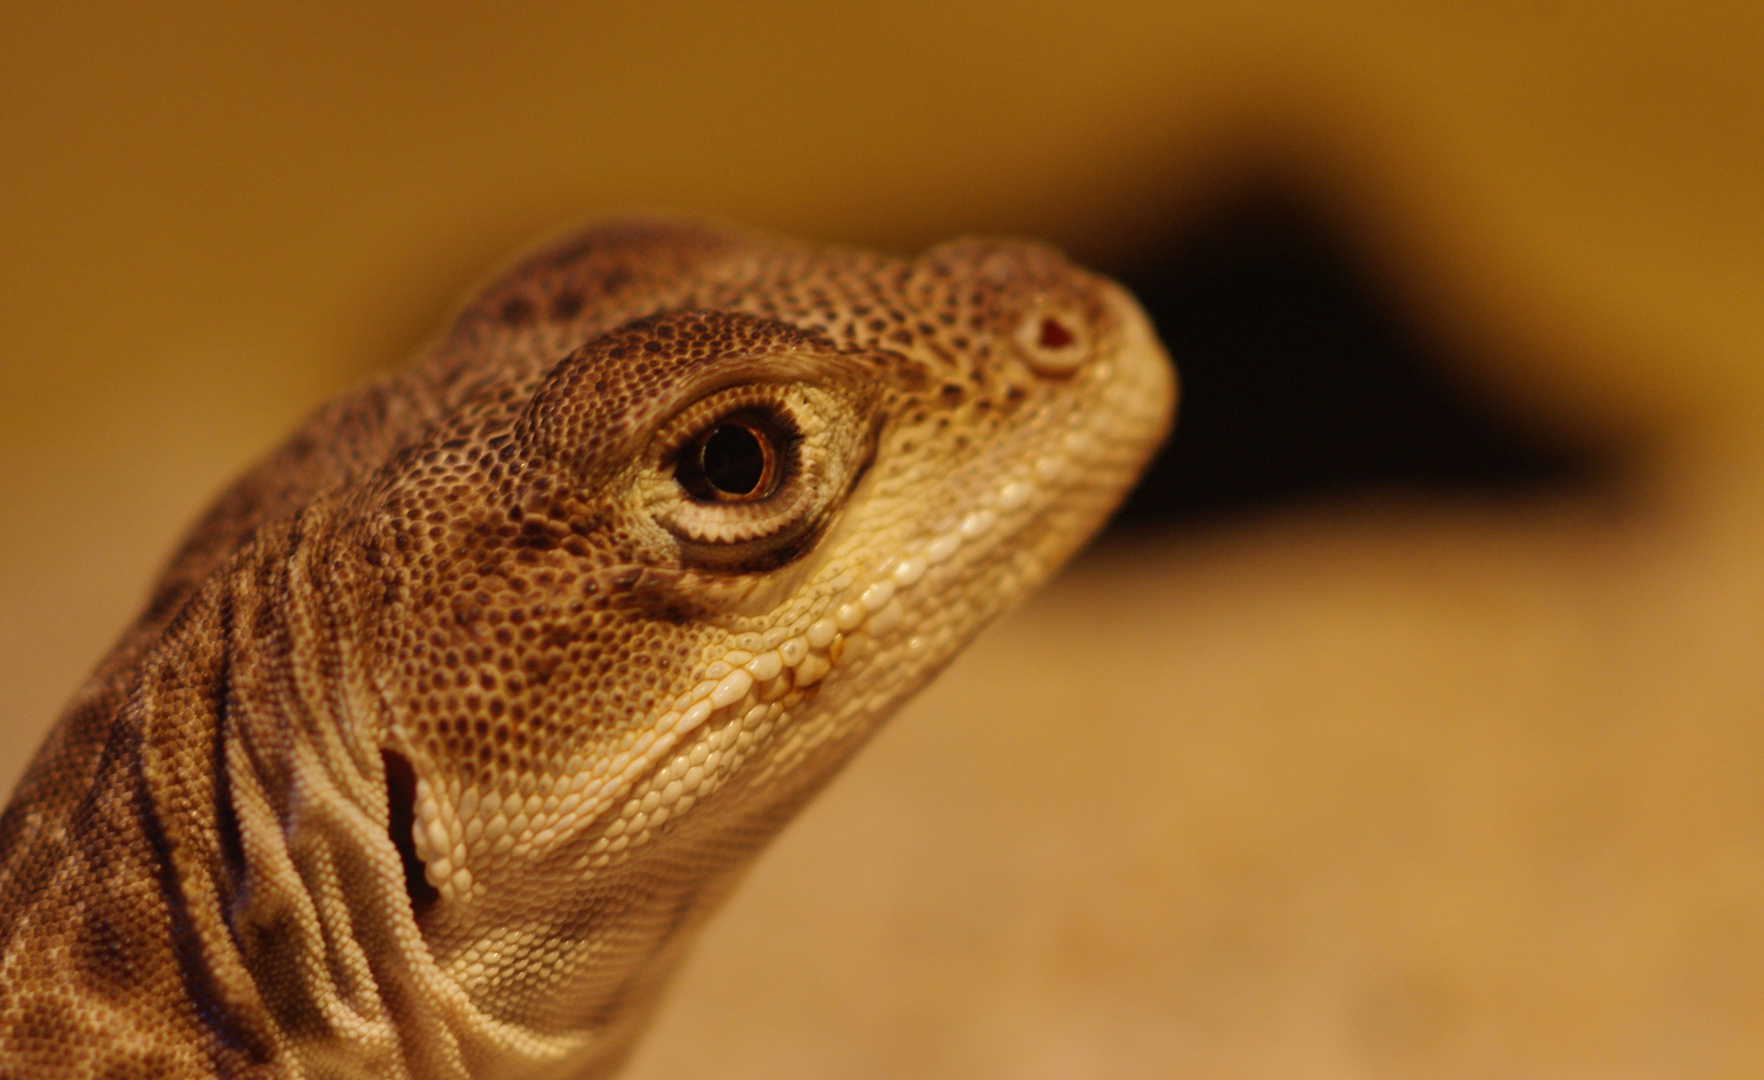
653,384,801,464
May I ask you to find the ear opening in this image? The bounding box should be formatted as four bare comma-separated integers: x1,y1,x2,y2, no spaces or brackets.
382,748,440,917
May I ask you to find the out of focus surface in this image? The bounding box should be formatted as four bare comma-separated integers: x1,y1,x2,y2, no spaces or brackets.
3,3,1762,1077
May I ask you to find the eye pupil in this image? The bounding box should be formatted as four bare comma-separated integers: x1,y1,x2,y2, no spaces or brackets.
674,407,792,505
698,422,770,497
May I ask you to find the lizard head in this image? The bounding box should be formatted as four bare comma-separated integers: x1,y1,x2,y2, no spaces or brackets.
355,219,1174,1049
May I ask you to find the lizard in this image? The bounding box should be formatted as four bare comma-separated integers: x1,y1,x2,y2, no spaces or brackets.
0,217,1175,1079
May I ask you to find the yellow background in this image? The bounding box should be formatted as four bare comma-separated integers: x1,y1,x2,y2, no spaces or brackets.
3,2,1762,1076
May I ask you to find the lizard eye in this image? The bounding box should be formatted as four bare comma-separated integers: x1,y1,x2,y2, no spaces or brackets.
675,410,791,503
640,382,870,569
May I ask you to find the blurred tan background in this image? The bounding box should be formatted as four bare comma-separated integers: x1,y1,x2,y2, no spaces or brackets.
3,2,1763,1077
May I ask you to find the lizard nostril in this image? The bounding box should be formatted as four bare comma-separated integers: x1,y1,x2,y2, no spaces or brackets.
1014,307,1089,376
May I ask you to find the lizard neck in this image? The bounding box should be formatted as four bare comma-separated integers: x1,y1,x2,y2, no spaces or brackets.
0,508,606,1079
226,509,645,1078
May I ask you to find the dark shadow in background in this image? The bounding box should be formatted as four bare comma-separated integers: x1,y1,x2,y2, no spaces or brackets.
1099,189,1604,533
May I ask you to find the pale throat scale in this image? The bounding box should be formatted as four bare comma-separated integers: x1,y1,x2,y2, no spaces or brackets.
0,218,1175,1079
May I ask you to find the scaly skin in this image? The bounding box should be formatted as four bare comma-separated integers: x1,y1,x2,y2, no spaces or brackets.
0,219,1174,1079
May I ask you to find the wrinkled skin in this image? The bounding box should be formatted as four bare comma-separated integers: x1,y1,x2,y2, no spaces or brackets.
0,219,1174,1079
